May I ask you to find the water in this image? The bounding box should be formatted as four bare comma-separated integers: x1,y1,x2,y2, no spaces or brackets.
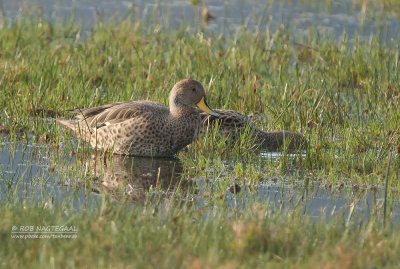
0,136,102,210
1,135,398,223
227,181,400,223
1,0,399,42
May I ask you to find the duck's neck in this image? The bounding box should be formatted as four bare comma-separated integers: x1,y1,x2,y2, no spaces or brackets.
169,100,197,118
170,107,197,119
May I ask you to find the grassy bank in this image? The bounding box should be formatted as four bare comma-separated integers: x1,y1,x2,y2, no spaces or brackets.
1,195,400,268
0,7,400,268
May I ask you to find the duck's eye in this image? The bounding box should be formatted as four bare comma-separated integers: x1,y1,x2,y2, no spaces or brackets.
192,88,196,92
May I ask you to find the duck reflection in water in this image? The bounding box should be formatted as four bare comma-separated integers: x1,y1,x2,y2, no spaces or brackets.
84,154,190,202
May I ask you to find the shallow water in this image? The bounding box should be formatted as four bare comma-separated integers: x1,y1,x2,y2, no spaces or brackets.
0,136,101,210
1,0,399,42
1,135,398,223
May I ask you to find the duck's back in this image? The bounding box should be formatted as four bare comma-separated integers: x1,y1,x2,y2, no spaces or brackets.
73,101,168,128
200,109,254,137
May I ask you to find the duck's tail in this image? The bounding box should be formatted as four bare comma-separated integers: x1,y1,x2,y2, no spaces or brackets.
56,118,94,141
56,118,77,131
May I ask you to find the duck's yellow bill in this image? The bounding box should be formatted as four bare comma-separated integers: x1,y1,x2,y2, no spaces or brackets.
196,97,219,117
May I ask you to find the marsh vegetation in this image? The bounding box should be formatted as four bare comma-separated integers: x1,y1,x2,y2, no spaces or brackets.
0,0,400,267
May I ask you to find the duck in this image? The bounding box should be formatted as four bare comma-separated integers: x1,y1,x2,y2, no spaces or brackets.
200,109,307,151
57,79,219,157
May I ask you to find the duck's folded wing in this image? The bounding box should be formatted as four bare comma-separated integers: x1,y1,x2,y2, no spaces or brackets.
70,101,128,120
56,101,132,133
59,101,166,130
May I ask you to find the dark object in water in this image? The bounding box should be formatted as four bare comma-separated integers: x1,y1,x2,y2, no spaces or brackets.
229,183,241,194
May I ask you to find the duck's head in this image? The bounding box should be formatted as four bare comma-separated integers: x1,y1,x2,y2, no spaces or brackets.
169,79,219,117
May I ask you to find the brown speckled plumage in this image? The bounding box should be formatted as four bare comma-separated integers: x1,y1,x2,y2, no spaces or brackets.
57,79,218,157
200,109,308,151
